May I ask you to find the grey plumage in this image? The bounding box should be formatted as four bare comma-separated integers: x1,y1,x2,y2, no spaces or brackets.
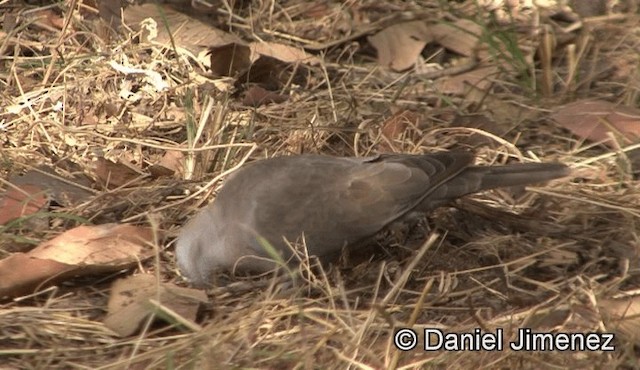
175,152,569,287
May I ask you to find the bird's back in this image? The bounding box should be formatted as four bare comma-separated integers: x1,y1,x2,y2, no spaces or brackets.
175,152,569,286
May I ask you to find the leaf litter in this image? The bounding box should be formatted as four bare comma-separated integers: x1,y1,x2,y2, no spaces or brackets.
1,0,640,368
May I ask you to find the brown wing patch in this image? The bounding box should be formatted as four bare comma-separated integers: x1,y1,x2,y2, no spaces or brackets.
348,179,374,201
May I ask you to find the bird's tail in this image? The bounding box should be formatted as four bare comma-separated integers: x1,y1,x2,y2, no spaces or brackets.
466,162,570,192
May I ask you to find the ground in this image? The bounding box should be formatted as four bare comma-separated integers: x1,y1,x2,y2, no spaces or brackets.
1,0,640,369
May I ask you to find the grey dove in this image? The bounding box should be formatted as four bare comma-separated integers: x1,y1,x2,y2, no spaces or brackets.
176,151,569,287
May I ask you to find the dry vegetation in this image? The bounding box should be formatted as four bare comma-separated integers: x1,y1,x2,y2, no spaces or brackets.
1,0,640,369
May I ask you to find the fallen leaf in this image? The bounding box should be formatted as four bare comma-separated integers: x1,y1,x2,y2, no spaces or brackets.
208,42,252,77
1,165,93,227
302,2,331,18
423,19,529,82
250,41,319,65
242,85,289,107
0,254,75,298
94,157,142,189
30,224,154,264
235,55,308,91
104,274,207,336
379,110,421,152
434,64,499,96
0,184,48,225
124,4,240,67
368,20,431,71
0,224,156,298
572,0,608,17
451,113,508,147
3,13,17,34
97,0,122,33
32,9,65,30
147,164,174,179
599,296,640,342
149,150,184,178
551,100,640,145
9,165,93,206
428,19,483,58
159,150,184,175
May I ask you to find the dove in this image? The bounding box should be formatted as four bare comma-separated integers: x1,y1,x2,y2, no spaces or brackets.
175,151,569,287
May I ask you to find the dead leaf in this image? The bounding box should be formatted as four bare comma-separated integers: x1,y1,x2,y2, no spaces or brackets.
102,101,119,117
571,0,608,17
551,100,640,145
0,184,48,225
104,274,207,337
434,65,499,96
0,224,156,298
209,42,252,77
30,223,154,264
94,157,142,189
368,20,431,72
599,296,640,342
303,2,331,18
451,113,508,147
147,165,175,179
33,9,65,30
250,41,319,65
242,85,289,107
3,13,17,34
1,165,93,227
428,19,483,58
379,110,421,152
149,150,184,178
98,0,122,34
235,55,308,91
0,254,75,298
9,165,93,206
124,4,240,66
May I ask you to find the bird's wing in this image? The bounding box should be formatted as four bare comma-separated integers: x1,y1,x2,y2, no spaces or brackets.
334,152,474,228
245,153,474,257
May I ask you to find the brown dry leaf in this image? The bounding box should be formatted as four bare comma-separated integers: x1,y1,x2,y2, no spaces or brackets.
9,165,93,206
303,2,331,18
209,42,252,77
451,113,508,147
0,224,156,298
94,157,142,189
599,296,640,342
242,85,289,107
571,0,608,17
104,274,207,337
379,110,421,152
1,165,93,227
428,19,483,57
426,19,528,80
94,0,123,42
551,100,640,145
33,9,65,30
147,165,175,179
0,184,48,225
368,20,431,72
123,4,239,62
235,55,307,90
0,254,75,299
159,150,184,174
30,224,155,265
250,41,319,65
434,65,498,96
3,13,17,34
149,150,185,178
97,0,122,30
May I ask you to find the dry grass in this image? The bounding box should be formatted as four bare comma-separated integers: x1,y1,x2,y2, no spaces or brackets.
1,1,640,369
